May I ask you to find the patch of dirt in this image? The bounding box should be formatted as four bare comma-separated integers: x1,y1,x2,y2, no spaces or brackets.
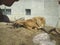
0,22,60,45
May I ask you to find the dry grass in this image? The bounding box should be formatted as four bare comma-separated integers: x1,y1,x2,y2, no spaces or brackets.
0,22,60,45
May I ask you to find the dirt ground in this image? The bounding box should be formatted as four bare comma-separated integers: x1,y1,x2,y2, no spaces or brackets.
0,22,60,45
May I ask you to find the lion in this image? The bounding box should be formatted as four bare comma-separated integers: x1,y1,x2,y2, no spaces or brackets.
12,16,46,30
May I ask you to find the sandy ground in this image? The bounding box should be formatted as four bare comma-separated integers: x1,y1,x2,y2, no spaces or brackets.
0,22,60,45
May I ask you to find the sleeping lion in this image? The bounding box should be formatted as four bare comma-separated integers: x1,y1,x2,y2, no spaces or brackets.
13,16,46,30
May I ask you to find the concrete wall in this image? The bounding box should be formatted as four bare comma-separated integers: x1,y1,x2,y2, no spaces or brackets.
57,5,60,28
0,0,59,27
44,0,58,27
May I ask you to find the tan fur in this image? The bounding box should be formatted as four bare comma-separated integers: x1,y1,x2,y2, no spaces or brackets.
33,17,45,28
13,19,38,30
23,19,39,30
